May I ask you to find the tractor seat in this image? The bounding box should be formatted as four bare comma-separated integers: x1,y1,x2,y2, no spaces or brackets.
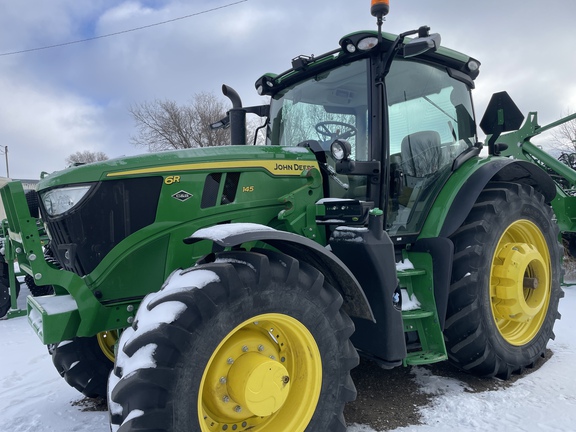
400,131,449,184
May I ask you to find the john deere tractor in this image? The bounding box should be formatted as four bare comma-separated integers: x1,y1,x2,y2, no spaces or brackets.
3,1,575,431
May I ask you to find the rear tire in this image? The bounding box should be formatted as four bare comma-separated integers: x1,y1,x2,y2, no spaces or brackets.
446,182,563,378
51,334,115,398
0,280,10,318
0,254,18,318
108,249,357,432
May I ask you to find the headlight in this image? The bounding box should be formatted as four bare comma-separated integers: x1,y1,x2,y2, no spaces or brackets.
467,59,480,72
357,36,379,51
42,185,92,216
331,140,352,161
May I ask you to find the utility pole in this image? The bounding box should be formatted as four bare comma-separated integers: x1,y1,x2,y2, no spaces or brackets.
4,146,9,178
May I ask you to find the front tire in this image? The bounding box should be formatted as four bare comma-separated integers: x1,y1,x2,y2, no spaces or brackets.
51,332,116,398
446,182,563,378
108,249,357,432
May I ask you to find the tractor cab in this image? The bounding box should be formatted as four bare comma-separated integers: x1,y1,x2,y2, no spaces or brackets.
254,20,481,242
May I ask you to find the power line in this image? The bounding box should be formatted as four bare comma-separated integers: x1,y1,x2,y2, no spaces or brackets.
0,0,248,57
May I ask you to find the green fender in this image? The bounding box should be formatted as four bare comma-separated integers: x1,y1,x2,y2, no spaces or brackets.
420,156,556,240
185,223,374,322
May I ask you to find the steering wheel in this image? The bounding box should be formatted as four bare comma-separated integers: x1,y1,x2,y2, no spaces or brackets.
315,121,357,142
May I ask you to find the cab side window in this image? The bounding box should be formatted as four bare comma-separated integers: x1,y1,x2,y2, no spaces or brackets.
386,60,476,234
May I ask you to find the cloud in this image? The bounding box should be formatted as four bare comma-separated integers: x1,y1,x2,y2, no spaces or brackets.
2,0,576,179
0,75,113,178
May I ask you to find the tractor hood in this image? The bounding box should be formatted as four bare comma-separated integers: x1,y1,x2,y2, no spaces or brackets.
36,145,319,191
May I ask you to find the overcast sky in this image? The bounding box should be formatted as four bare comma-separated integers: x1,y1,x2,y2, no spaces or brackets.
2,0,576,180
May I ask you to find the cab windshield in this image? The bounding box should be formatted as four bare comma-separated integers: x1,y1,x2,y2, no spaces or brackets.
268,60,370,162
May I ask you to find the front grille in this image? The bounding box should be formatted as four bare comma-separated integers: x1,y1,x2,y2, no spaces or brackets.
42,177,162,276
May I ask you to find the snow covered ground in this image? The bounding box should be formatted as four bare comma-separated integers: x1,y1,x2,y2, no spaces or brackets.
1,285,575,432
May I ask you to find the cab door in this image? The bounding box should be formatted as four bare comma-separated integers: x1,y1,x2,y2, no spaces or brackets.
384,59,477,236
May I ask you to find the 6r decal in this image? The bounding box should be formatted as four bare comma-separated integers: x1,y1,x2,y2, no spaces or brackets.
165,175,181,185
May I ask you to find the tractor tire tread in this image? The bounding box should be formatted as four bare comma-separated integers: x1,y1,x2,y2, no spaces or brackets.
446,182,563,379
109,248,357,432
52,336,113,398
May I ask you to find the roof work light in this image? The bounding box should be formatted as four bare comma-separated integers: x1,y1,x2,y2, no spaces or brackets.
371,0,389,17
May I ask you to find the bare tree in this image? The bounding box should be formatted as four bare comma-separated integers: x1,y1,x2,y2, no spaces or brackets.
247,115,268,146
551,110,576,153
65,150,108,166
129,92,230,151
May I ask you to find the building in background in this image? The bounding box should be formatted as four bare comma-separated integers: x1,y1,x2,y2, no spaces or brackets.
16,179,39,191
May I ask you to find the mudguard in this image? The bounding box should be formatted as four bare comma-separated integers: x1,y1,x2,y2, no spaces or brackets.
185,223,374,321
439,158,556,238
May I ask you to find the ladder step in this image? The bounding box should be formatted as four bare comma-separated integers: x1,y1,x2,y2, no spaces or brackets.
397,268,426,278
404,351,447,366
402,309,434,320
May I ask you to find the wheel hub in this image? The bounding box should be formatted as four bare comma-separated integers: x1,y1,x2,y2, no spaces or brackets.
199,314,322,431
492,242,549,323
227,352,290,417
489,219,552,346
96,330,118,362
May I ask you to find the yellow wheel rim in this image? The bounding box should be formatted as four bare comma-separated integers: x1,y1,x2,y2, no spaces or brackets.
96,330,118,362
490,219,551,346
198,313,322,431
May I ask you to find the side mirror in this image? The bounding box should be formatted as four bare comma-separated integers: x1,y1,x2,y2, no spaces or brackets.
403,33,441,58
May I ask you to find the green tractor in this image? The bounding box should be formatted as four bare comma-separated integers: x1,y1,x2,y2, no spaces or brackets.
3,1,575,430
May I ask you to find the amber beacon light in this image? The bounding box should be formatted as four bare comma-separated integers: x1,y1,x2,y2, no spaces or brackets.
371,0,390,17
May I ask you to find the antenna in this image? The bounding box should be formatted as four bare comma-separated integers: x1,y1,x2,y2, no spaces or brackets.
371,0,390,43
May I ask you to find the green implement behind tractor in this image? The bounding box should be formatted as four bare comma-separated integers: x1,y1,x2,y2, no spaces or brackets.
2,1,575,430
